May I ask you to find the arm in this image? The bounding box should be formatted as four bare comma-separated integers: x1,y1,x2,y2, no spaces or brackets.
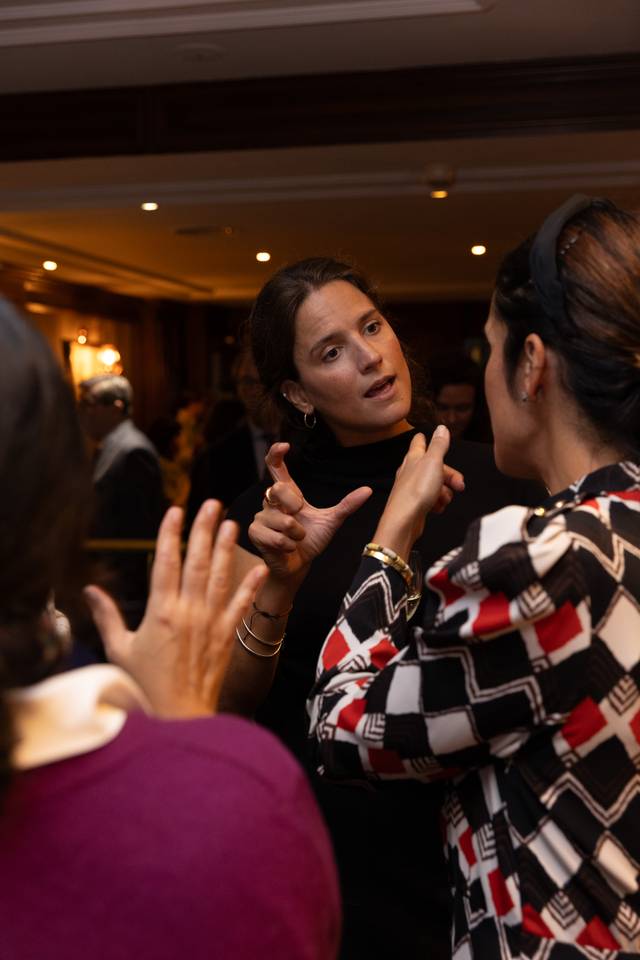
219,442,372,716
309,433,582,783
217,544,298,714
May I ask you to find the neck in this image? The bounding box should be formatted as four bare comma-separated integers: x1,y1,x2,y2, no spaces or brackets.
532,418,626,494
333,419,413,448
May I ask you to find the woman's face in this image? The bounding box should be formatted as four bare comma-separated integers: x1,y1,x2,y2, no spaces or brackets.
484,305,532,477
283,280,412,446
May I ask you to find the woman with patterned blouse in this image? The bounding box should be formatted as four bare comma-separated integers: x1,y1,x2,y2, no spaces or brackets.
262,196,640,957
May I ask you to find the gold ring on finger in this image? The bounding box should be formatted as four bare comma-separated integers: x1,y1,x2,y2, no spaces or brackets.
264,485,276,507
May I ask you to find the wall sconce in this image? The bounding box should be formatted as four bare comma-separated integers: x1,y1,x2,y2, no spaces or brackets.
96,344,122,373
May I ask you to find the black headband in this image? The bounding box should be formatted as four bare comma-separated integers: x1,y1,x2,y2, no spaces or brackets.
529,194,596,327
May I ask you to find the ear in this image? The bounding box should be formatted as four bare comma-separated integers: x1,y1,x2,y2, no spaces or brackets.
281,379,313,416
521,333,546,399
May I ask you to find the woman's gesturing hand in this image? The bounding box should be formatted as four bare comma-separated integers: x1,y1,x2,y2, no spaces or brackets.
249,442,372,583
374,427,465,560
84,501,268,718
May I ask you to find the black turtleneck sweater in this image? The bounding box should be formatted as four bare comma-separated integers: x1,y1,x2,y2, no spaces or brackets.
229,428,543,759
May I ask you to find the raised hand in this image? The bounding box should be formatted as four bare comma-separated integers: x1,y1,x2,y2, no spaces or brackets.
84,501,268,718
374,427,465,560
249,442,372,583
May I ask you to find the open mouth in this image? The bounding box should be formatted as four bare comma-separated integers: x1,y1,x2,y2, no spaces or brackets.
364,375,396,399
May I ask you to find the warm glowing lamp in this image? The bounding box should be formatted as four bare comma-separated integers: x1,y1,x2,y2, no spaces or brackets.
96,344,121,370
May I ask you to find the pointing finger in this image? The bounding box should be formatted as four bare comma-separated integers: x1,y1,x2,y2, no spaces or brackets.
264,442,293,484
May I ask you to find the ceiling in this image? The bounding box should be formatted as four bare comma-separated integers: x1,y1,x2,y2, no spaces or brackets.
0,0,639,305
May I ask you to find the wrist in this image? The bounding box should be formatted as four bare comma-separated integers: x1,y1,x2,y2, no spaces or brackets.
372,519,416,563
256,571,303,613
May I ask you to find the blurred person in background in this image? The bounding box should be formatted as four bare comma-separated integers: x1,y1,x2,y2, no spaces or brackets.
79,374,165,629
430,352,490,442
186,348,280,526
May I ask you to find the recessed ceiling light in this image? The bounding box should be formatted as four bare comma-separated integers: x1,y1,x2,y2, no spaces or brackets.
471,245,487,256
430,189,448,199
256,251,271,263
141,201,159,212
42,260,58,271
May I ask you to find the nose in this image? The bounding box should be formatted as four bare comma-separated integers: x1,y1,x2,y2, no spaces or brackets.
355,335,382,372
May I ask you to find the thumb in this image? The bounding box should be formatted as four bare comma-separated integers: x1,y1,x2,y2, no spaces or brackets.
428,424,451,462
331,485,372,523
84,585,130,664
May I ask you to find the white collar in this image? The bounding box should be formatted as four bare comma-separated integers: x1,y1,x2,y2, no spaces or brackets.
7,665,151,771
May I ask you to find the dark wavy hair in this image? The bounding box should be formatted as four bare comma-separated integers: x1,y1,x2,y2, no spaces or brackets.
248,256,432,434
0,299,91,799
494,200,640,456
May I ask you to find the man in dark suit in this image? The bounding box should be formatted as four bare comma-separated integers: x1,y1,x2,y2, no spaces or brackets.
79,374,165,627
186,351,278,527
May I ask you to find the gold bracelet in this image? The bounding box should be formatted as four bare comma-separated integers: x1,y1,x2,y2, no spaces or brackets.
241,616,284,648
362,542,412,589
235,625,283,659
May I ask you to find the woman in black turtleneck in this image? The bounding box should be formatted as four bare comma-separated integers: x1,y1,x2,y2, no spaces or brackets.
224,258,542,960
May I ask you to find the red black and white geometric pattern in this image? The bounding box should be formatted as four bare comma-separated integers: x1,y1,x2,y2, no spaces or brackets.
309,461,640,958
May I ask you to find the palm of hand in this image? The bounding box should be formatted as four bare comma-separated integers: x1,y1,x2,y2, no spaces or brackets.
294,501,346,564
254,442,372,580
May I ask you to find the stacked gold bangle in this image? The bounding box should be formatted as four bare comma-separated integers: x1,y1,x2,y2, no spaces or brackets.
235,603,289,659
362,542,412,589
235,619,285,659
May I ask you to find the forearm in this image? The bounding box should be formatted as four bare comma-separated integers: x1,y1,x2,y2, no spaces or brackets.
219,570,303,716
308,557,411,778
372,515,416,564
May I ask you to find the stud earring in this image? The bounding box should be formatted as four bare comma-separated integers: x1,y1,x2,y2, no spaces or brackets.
520,392,528,403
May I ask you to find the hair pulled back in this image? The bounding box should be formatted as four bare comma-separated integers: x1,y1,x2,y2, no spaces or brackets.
494,199,640,455
0,299,90,798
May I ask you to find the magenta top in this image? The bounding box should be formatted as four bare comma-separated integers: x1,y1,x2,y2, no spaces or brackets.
0,711,340,959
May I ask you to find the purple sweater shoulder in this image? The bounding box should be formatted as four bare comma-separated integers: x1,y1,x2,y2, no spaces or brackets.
0,711,340,960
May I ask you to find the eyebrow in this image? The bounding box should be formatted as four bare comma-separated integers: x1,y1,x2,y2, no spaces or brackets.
309,308,380,355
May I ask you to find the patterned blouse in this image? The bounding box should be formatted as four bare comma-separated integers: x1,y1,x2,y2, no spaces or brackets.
308,461,640,959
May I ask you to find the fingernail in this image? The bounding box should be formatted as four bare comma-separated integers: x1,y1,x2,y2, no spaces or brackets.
434,424,448,438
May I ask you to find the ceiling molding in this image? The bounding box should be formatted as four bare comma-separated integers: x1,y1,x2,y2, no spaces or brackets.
0,0,493,47
2,160,638,211
0,53,638,163
0,227,213,297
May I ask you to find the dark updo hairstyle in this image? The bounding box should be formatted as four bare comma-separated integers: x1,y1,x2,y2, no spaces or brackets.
0,299,91,799
248,256,431,434
494,198,640,456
